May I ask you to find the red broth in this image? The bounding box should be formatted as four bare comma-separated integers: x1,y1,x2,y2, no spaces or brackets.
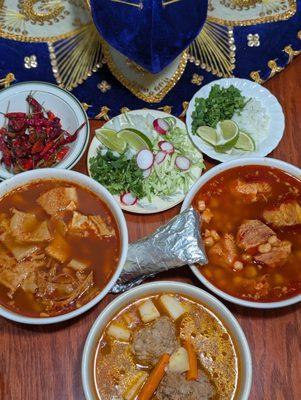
193,165,301,302
0,179,120,317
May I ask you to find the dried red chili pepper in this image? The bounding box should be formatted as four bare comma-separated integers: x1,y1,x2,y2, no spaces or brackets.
56,147,68,161
4,112,27,119
8,118,27,132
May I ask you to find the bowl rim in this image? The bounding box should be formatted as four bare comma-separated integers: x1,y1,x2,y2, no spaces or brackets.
181,156,301,309
0,81,90,179
0,168,128,324
81,280,252,400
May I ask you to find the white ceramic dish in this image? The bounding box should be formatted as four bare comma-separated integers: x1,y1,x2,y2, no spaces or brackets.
181,157,301,309
0,168,128,324
87,109,203,214
82,281,252,400
0,81,89,179
186,78,285,162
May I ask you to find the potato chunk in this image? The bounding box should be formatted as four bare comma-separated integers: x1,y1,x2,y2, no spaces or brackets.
107,322,131,342
122,371,148,400
138,299,160,323
159,294,185,320
168,347,189,373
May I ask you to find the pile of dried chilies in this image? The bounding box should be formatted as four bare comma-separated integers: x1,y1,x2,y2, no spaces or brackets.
0,95,86,173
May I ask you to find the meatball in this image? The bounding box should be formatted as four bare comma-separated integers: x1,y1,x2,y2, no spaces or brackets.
131,316,178,365
156,371,215,400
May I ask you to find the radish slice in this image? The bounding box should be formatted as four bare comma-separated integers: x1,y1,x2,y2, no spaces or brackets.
120,192,138,206
153,118,169,135
136,149,154,170
155,151,167,164
159,141,174,154
175,156,191,171
143,168,152,178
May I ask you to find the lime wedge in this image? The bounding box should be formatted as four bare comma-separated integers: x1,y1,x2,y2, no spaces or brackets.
235,131,256,151
117,128,152,151
95,128,127,153
196,126,218,145
214,120,239,152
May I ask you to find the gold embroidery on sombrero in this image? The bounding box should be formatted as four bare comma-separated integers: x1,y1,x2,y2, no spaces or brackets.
120,107,131,114
81,103,92,111
19,0,65,23
179,101,189,118
0,73,16,88
207,0,296,26
95,106,110,121
48,23,103,90
0,1,90,42
188,22,235,78
158,106,172,114
250,32,301,83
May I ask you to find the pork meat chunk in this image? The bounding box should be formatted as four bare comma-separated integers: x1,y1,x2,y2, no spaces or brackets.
131,316,178,366
230,179,271,203
263,200,301,227
37,187,78,215
208,234,237,268
156,371,215,400
237,219,275,251
254,240,292,268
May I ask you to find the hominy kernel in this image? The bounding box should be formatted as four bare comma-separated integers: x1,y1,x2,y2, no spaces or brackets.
268,235,278,245
198,200,206,211
258,243,272,253
202,208,213,223
211,230,220,241
244,265,258,279
204,237,214,247
233,261,244,271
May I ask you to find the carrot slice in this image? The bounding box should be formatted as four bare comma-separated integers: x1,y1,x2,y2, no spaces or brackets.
184,339,198,381
137,353,170,400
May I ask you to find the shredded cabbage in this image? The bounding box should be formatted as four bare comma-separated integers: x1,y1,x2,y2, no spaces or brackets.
143,127,204,201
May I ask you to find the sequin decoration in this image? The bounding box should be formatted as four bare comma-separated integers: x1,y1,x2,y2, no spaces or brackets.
191,73,204,85
247,33,260,47
24,54,38,69
97,81,111,93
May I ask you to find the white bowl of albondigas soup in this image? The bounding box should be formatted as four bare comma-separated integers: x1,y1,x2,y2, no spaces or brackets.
182,157,301,308
0,168,128,324
82,281,252,400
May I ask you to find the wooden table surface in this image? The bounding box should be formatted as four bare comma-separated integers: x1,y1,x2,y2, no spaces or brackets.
1,57,301,400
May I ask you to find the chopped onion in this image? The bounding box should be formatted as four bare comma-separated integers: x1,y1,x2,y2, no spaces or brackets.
153,118,169,135
120,192,138,206
175,156,191,171
136,149,154,170
159,141,174,154
155,151,167,164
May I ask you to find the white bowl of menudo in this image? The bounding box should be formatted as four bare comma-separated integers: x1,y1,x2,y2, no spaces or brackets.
0,168,128,324
82,281,252,400
182,157,301,309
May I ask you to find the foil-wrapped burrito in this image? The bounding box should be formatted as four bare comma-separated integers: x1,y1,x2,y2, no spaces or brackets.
111,208,207,293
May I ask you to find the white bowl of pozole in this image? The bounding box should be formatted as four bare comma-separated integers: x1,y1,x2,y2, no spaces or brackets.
0,169,128,324
182,157,301,309
82,281,252,400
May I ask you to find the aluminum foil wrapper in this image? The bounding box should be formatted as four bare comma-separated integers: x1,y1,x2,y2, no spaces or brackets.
111,207,207,293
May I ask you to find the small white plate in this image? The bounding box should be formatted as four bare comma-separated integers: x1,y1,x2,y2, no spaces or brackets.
186,78,285,162
0,81,89,179
87,109,203,214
